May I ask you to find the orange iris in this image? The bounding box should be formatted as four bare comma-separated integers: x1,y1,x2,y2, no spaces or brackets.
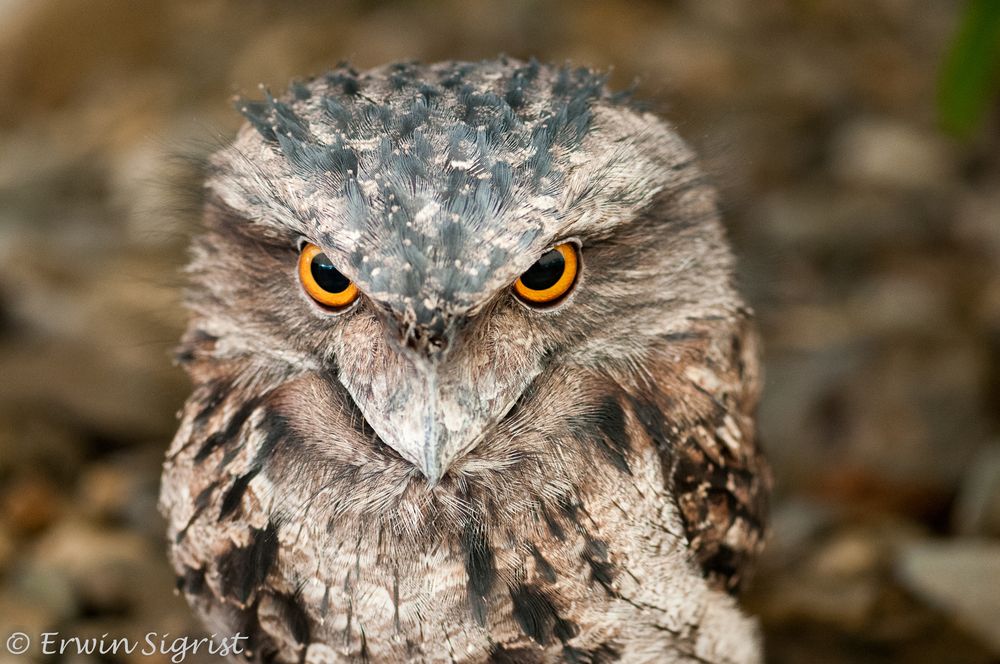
298,243,359,310
513,243,579,306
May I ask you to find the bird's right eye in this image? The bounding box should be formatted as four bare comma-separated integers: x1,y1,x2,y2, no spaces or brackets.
298,243,359,310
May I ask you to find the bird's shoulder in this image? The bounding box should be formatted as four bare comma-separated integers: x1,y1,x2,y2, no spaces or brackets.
635,312,769,594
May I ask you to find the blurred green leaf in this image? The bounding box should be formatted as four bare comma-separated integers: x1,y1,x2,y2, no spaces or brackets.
938,0,1000,138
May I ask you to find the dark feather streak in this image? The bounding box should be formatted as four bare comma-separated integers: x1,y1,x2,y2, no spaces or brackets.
582,538,617,595
509,584,578,646
218,468,261,520
488,644,544,663
271,591,311,646
462,520,496,626
217,521,280,604
572,396,631,474
194,396,262,462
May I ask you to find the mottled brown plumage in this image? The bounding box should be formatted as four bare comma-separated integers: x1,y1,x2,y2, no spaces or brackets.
160,58,769,663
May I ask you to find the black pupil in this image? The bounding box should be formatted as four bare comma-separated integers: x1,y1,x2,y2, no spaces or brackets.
521,249,566,290
310,252,351,293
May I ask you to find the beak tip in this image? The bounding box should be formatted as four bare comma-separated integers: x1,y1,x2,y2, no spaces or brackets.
419,460,444,487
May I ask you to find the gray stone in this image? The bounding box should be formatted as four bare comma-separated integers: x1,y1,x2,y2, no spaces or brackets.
8,563,78,622
954,186,1000,260
831,118,956,191
759,498,838,569
0,592,60,653
27,523,155,616
754,572,878,632
953,444,1000,537
78,463,138,522
753,186,919,250
896,540,1000,654
847,271,953,338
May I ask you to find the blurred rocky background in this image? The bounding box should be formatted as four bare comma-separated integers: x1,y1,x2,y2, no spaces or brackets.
1,1,998,662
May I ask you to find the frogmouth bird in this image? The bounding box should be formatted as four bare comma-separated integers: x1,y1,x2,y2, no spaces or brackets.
160,58,770,664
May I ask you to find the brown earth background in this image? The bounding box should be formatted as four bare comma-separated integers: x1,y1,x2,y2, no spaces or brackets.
1,1,999,662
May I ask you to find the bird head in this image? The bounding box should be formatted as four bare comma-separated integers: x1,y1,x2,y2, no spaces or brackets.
186,59,737,488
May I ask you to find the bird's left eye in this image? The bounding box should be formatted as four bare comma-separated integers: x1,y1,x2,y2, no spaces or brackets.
513,242,580,307
298,243,359,310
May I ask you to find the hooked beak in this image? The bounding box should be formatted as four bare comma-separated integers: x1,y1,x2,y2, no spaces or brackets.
410,368,452,484
331,307,537,484
343,355,505,485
